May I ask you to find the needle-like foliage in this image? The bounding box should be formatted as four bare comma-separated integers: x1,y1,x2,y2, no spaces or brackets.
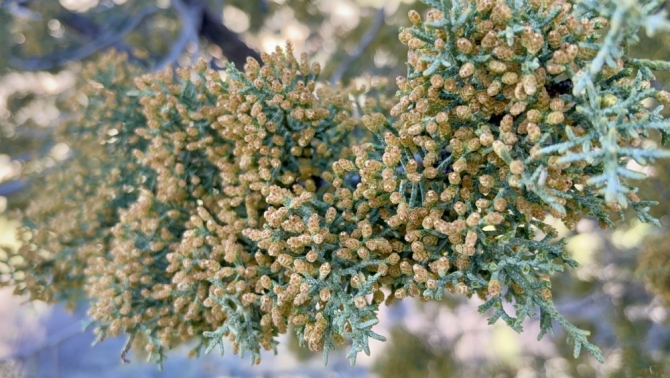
3,0,670,367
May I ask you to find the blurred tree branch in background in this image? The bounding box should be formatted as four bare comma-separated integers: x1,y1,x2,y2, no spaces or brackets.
329,6,385,84
9,6,158,70
4,0,260,70
197,1,261,68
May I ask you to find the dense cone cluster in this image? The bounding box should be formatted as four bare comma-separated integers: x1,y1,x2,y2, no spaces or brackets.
4,0,670,366
3,53,151,308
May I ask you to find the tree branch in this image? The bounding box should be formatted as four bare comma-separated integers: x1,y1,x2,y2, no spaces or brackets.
58,9,136,61
8,1,260,71
0,180,28,197
8,6,158,71
330,7,386,85
197,4,261,68
155,0,203,70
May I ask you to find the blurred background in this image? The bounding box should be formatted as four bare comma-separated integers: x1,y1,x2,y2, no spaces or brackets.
0,0,670,377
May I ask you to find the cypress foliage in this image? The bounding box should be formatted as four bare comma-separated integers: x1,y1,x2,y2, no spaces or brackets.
3,0,670,367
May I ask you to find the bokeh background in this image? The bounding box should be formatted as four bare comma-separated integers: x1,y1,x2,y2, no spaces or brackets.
0,0,670,377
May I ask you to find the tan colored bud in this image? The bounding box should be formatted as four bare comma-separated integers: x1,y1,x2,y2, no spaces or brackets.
451,202,466,217
493,198,507,212
435,112,449,124
466,213,481,227
455,282,469,295
455,105,472,120
550,97,565,112
320,288,331,302
354,296,367,309
311,62,321,76
527,122,541,141
377,263,389,276
565,44,579,61
456,38,473,54
479,174,495,188
400,260,413,275
430,75,444,89
524,33,544,55
522,75,537,96
655,90,670,106
487,80,502,96
319,262,331,280
412,264,428,283
544,62,564,76
548,30,562,49
510,101,527,116
526,109,542,123
465,230,478,247
476,0,495,13
546,111,565,125
488,60,507,73
408,9,421,24
493,45,515,61
501,72,518,85
485,212,504,225
408,38,424,50
601,94,618,108
479,132,494,146
488,279,501,297
509,160,525,175
459,62,475,78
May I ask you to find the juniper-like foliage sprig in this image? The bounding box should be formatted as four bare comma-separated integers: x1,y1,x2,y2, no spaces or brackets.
4,0,670,368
